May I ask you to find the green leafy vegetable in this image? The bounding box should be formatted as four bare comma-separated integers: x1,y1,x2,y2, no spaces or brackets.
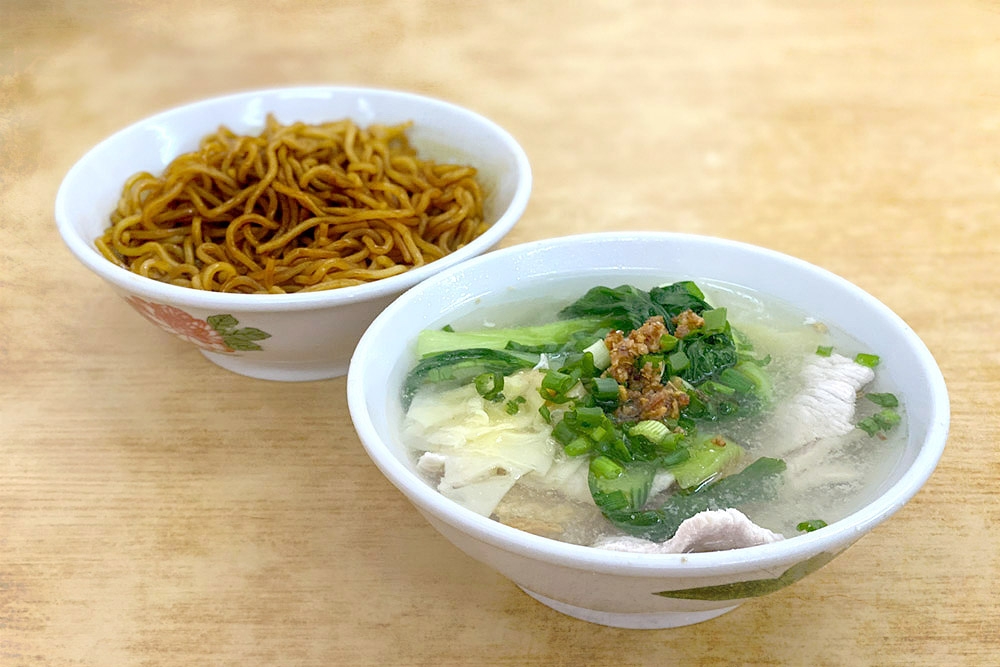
559,282,711,333
588,460,656,513
402,348,537,407
597,457,787,542
665,436,744,490
415,317,607,357
678,333,739,385
560,282,742,387
701,308,728,333
681,360,772,422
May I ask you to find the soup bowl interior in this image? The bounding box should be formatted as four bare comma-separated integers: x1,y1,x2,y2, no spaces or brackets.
347,231,949,628
55,86,531,381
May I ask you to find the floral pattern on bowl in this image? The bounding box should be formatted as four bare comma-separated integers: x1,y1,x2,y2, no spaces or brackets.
124,296,271,353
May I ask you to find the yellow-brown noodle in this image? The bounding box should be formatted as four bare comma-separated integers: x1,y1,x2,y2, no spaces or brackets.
96,115,488,293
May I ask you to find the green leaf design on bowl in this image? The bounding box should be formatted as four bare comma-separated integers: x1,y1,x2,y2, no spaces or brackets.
207,314,272,352
654,551,838,601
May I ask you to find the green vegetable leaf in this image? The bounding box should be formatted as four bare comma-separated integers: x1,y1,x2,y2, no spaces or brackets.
402,348,538,408
600,457,787,543
559,282,712,333
682,359,772,422
588,459,656,512
665,436,744,490
678,332,738,385
701,308,728,333
416,318,607,357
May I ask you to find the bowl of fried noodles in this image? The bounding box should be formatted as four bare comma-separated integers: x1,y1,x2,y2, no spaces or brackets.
55,86,531,381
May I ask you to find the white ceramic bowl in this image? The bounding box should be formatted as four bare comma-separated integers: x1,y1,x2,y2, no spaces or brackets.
347,232,949,628
55,86,531,381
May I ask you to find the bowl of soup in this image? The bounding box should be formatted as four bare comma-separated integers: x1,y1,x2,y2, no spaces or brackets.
55,86,531,381
347,231,949,628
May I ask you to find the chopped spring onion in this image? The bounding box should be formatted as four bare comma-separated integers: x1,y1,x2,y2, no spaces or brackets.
504,396,526,415
564,437,593,457
540,370,577,403
588,376,621,403
590,455,624,480
551,419,578,446
630,420,672,444
796,519,827,532
854,352,881,368
873,408,901,430
866,392,899,408
858,408,901,436
474,371,505,401
584,338,611,370
717,367,756,394
702,380,737,396
815,345,833,357
659,333,679,352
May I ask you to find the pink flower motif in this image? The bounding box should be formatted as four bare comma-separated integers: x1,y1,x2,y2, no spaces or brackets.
124,296,234,353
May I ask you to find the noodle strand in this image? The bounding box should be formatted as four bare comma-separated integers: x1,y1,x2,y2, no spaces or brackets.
97,116,487,294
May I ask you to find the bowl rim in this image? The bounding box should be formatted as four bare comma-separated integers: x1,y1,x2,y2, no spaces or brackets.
54,85,532,312
347,231,951,577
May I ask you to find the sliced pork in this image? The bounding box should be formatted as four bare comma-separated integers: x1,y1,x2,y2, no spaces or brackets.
593,508,785,554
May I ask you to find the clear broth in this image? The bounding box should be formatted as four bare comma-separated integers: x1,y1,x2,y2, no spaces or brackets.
402,275,907,546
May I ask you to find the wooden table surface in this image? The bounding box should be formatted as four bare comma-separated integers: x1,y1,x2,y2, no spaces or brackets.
2,1,997,664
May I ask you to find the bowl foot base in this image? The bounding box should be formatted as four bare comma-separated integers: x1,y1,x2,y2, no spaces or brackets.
200,350,346,381
519,587,740,629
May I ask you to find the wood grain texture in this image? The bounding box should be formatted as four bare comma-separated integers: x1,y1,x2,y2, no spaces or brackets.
1,1,997,664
